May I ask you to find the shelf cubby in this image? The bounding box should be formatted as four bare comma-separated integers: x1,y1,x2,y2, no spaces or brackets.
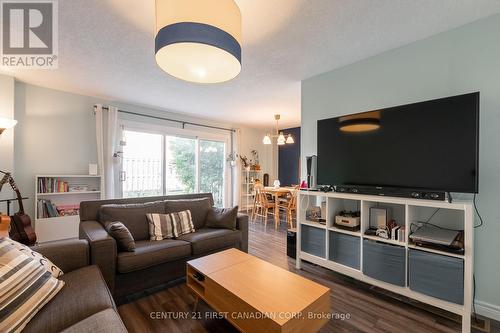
327,197,361,231
301,224,326,258
298,192,327,225
329,231,360,270
407,205,465,256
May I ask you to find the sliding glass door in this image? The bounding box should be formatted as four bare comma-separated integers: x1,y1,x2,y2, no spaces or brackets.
165,136,196,194
122,130,163,198
199,139,226,207
120,127,228,206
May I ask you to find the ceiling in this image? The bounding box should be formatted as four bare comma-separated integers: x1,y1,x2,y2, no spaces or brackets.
2,0,500,129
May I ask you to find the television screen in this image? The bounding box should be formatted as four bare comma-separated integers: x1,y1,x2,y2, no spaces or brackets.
317,92,479,193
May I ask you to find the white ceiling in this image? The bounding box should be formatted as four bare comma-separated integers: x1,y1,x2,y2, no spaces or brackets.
2,0,500,129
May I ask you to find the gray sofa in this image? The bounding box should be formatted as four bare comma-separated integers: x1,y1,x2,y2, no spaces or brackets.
25,239,127,333
79,193,249,300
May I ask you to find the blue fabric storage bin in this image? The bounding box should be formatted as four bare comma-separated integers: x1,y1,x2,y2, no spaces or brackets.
409,249,464,304
329,232,360,269
301,225,326,258
363,239,406,286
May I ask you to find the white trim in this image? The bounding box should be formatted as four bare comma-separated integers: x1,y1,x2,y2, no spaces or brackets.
475,300,500,322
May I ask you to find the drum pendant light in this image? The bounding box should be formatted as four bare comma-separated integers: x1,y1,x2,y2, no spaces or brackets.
155,0,242,84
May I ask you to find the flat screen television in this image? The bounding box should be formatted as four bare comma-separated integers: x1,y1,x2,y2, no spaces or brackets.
317,92,479,193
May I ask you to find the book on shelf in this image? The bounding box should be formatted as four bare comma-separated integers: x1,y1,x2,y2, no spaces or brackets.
38,177,70,193
37,200,80,218
390,225,405,242
56,205,80,216
37,199,59,218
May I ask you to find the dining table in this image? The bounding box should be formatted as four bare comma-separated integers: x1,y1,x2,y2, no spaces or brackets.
263,187,294,227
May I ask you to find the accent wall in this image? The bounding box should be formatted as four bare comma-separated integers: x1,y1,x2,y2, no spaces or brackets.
301,14,500,319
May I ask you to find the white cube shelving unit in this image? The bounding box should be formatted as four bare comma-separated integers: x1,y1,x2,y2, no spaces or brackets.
239,169,263,212
35,175,104,243
296,191,474,333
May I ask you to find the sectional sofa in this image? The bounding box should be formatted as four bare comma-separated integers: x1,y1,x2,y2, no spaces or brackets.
24,239,127,333
79,193,249,300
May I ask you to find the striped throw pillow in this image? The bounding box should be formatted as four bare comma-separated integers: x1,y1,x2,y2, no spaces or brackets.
146,210,195,240
0,238,65,333
7,238,63,278
173,210,196,236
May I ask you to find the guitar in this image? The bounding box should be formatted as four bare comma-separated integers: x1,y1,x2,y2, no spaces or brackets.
0,171,36,245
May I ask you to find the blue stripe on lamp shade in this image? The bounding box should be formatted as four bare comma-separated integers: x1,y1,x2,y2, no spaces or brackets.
155,22,241,64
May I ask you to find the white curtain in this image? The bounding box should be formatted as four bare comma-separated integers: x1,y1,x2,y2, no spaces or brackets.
95,104,119,199
233,129,242,207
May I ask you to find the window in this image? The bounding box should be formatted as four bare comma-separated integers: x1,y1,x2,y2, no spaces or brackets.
119,126,229,206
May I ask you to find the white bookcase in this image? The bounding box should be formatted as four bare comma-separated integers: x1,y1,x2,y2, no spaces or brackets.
296,191,474,333
34,175,103,243
239,169,263,211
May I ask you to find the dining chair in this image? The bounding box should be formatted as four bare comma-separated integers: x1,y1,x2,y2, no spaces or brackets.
251,182,263,221
277,187,298,229
252,186,275,226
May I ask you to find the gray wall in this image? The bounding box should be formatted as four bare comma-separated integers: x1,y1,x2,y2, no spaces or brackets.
301,14,500,317
14,83,102,217
13,82,276,216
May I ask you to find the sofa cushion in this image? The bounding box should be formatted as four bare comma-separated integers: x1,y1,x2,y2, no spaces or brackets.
23,265,115,333
60,309,127,333
117,239,191,273
206,206,239,230
178,228,242,255
165,198,212,230
99,201,165,241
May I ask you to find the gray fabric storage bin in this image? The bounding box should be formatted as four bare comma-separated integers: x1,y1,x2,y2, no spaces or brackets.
329,232,360,269
409,249,464,304
301,225,326,258
363,239,406,286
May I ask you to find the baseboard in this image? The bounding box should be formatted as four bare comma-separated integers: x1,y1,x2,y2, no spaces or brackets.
475,300,500,322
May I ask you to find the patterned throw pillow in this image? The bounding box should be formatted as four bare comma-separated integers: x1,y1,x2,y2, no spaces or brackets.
7,238,64,278
173,210,196,236
146,210,195,240
0,238,65,333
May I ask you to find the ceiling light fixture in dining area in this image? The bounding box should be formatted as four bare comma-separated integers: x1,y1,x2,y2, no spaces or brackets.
263,114,294,145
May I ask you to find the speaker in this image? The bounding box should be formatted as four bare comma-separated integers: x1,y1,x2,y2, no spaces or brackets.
306,155,317,189
287,229,297,259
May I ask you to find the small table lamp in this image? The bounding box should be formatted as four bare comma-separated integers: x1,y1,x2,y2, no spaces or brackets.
273,180,280,189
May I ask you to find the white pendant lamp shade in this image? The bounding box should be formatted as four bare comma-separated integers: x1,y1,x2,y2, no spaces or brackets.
277,132,286,145
263,134,272,145
286,134,294,144
155,0,242,84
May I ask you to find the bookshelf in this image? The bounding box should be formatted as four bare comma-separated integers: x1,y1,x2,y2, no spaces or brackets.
35,175,103,243
239,169,263,212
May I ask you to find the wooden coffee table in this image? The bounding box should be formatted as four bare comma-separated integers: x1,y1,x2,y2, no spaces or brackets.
187,248,330,333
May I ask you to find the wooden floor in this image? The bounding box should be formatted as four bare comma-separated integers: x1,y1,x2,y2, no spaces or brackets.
118,220,498,333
